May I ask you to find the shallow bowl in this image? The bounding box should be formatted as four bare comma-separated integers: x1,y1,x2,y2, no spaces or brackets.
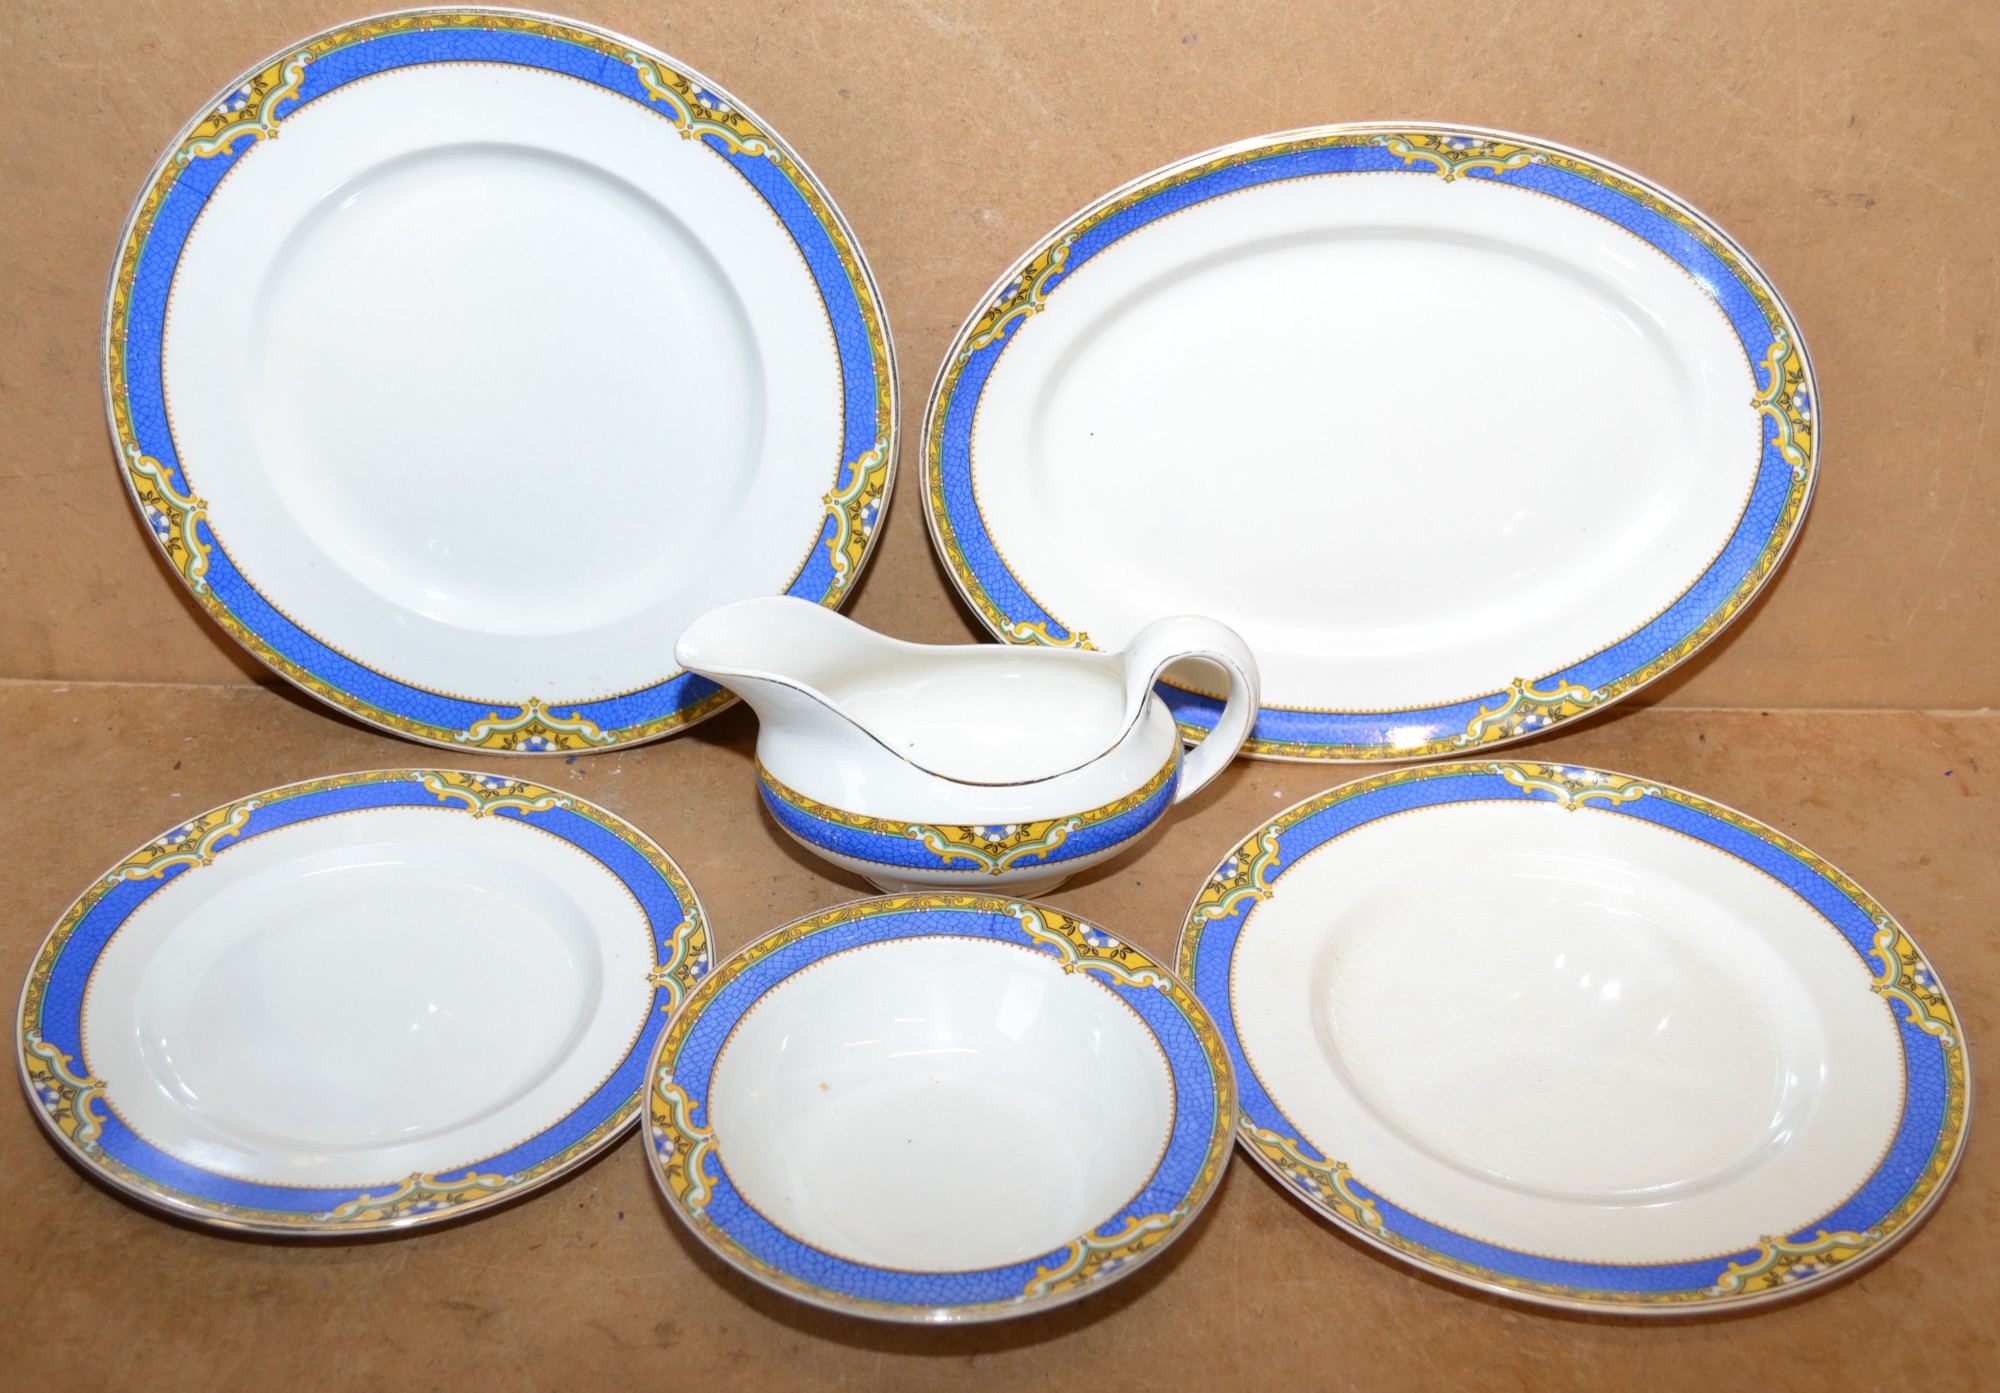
645,894,1234,1322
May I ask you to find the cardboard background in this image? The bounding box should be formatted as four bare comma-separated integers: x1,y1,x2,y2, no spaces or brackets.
2,1,1993,1388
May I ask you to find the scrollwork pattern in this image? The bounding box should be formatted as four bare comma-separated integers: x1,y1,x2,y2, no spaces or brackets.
1493,762,1660,811
757,752,1177,873
1375,132,1543,181
101,799,261,885
626,54,772,156
1024,1210,1184,1299
821,439,891,598
1753,329,1815,478
1868,919,1958,1046
311,1170,520,1225
452,699,616,753
419,770,569,817
1185,823,1283,928
1704,1229,1883,1298
1007,901,1171,990
22,1033,107,1156
1456,678,1606,749
1241,1124,1384,1232
178,51,311,163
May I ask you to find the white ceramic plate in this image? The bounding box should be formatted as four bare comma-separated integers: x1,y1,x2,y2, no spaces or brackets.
646,894,1234,1323
109,8,896,753
924,125,1817,760
18,769,709,1234
1178,761,1969,1312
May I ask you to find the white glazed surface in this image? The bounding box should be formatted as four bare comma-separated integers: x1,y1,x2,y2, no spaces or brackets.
82,807,655,1186
164,62,840,699
676,597,1199,821
1231,800,1903,1265
708,937,1174,1271
974,172,1759,711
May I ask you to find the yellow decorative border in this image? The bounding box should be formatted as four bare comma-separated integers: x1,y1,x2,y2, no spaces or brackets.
107,9,895,754
820,438,891,600
1186,822,1284,924
452,700,617,753
1491,762,1661,811
1375,132,1542,181
18,768,709,1233
178,51,313,164
646,893,1235,1322
1452,677,1606,751
757,748,1177,874
924,124,1819,760
1177,760,1970,1311
1023,1209,1185,1300
625,51,770,156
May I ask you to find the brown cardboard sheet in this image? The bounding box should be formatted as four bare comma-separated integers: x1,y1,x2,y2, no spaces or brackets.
1,0,1995,1388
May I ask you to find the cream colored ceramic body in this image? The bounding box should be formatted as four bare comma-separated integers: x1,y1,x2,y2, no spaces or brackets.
1178,762,1970,1312
675,597,1258,893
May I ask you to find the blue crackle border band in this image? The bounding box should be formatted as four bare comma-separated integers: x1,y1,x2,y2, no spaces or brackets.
756,761,1178,874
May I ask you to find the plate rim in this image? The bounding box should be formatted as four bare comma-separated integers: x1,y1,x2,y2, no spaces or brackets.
1174,758,1971,1313
644,891,1237,1324
919,121,1820,762
16,765,712,1237
103,4,900,755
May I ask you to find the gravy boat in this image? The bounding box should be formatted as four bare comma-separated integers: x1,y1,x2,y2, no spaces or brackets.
676,597,1258,893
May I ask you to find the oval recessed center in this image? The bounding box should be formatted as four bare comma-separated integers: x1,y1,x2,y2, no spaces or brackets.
974,174,1758,710
1230,795,1907,1265
1311,852,1816,1202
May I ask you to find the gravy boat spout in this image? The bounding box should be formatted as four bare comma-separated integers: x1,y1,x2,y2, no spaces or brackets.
675,597,1259,895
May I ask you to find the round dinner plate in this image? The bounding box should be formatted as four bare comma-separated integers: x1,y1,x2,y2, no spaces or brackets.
18,769,708,1234
645,894,1234,1323
924,125,1817,760
109,8,896,753
1178,761,1968,1312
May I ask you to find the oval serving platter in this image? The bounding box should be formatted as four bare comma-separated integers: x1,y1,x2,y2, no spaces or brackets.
1178,761,1968,1312
646,894,1234,1323
18,769,708,1234
924,124,1817,760
110,7,896,753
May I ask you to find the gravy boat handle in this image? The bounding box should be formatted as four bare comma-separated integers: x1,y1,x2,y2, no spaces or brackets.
1120,615,1260,803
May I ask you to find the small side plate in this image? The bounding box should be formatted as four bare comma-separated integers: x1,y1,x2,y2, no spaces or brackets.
18,769,709,1235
